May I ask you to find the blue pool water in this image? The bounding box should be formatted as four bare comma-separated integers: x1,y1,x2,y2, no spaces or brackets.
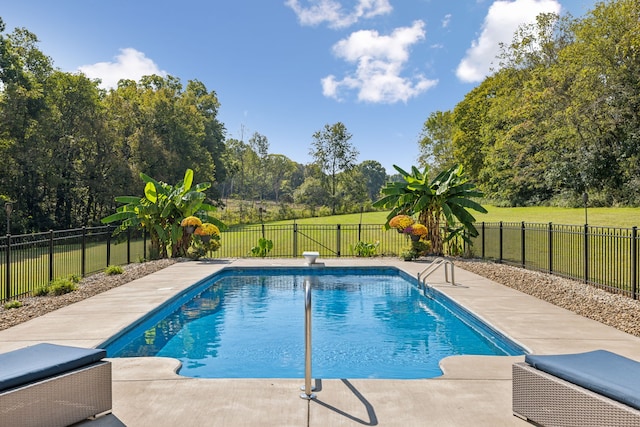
103,267,524,379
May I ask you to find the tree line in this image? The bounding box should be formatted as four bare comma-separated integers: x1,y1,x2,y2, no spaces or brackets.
218,123,387,218
5,0,634,233
0,18,387,233
418,0,640,207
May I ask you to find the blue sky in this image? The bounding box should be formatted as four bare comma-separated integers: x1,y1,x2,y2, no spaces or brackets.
2,0,596,174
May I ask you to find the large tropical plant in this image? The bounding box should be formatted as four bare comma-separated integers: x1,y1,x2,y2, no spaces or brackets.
374,164,486,255
102,169,224,258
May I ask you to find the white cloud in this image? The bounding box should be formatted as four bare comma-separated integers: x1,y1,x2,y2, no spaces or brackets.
442,14,452,28
456,0,561,83
285,0,392,29
322,20,438,103
78,48,167,89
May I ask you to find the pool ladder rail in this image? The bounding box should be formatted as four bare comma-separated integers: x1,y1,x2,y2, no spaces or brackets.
417,257,457,290
300,277,317,400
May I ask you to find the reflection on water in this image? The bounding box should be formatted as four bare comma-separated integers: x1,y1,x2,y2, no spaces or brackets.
113,283,224,357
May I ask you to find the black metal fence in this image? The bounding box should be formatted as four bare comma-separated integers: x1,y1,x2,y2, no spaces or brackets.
474,222,639,299
1,226,147,302
217,223,407,258
2,222,639,302
0,223,409,302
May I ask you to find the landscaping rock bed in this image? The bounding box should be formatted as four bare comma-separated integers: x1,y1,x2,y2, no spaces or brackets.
456,259,640,338
1,258,640,339
0,259,177,331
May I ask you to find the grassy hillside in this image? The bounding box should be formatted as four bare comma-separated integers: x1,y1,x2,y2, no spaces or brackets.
268,206,640,228
474,206,640,228
269,211,389,225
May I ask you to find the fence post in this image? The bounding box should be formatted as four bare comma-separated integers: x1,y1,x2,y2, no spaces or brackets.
521,221,526,268
499,221,503,263
584,224,589,284
336,224,341,257
5,233,10,301
293,223,298,257
632,226,637,300
548,222,553,274
49,230,54,282
106,227,111,267
127,228,131,264
143,228,147,261
481,222,485,259
81,226,87,277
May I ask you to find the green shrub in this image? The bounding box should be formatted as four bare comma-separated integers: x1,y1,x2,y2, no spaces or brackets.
400,248,418,261
105,265,124,275
67,273,81,283
411,240,431,257
48,278,77,296
32,285,50,297
250,238,274,258
3,300,22,309
187,246,207,260
350,241,379,257
317,206,332,217
32,274,81,297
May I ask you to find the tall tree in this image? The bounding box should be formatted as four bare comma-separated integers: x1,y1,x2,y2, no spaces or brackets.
265,154,298,202
217,138,248,199
558,0,640,202
309,122,359,214
0,21,54,231
418,111,456,174
248,132,269,200
183,79,227,188
357,160,387,201
103,75,224,188
451,77,496,183
336,169,369,211
293,176,330,213
42,71,109,227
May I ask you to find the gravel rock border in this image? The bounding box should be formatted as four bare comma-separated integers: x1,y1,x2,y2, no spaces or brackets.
0,259,177,331
456,259,640,338
2,258,640,339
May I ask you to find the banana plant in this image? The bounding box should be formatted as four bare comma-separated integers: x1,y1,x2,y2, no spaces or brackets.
250,237,274,258
374,164,486,255
102,169,225,258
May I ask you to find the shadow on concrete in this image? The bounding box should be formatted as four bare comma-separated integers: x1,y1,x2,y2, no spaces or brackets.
75,413,127,426
311,379,378,426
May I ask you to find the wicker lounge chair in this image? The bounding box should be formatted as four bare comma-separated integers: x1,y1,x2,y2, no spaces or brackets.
0,343,112,427
513,350,640,426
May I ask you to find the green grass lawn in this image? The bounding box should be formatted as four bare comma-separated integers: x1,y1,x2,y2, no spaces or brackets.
474,206,640,228
267,206,640,228
268,211,390,225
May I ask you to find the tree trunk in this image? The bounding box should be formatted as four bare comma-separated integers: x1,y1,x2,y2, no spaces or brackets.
421,207,443,255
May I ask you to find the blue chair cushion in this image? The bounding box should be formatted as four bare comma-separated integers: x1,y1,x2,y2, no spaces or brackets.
525,350,640,411
0,343,106,392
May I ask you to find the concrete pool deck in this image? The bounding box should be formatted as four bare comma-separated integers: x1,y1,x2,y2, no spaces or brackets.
1,257,640,426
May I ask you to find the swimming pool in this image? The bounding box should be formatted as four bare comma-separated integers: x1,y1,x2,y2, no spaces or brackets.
103,267,524,379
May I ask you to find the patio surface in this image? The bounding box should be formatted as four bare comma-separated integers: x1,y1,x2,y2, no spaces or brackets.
1,257,640,426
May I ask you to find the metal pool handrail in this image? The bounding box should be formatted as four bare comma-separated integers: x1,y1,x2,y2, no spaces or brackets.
300,278,316,400
417,258,456,288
